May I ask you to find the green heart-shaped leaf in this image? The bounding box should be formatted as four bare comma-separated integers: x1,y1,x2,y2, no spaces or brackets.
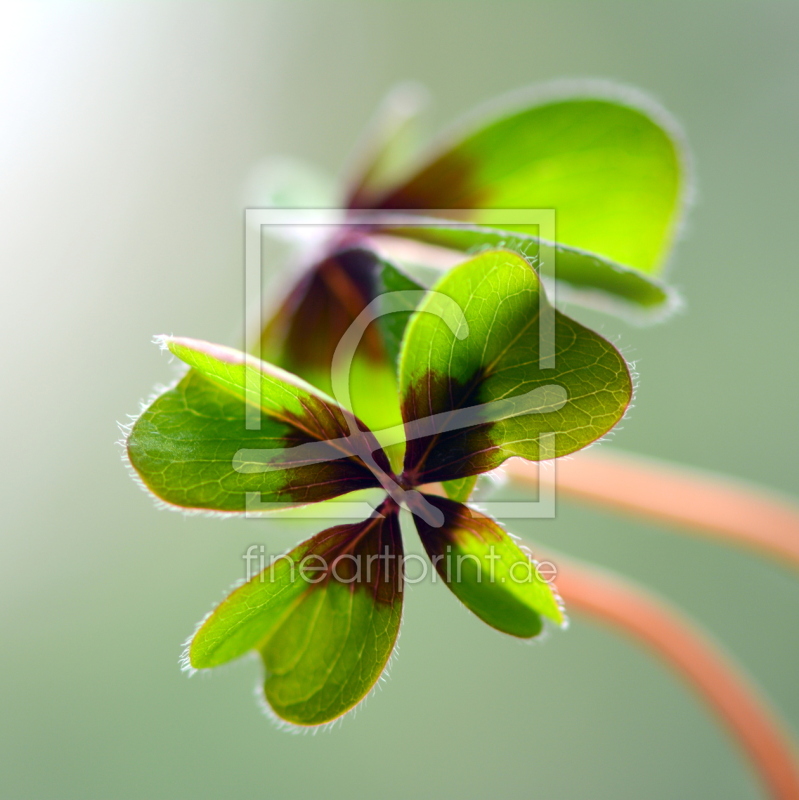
191,509,404,726
371,95,686,275
399,250,632,484
414,495,563,636
126,337,388,512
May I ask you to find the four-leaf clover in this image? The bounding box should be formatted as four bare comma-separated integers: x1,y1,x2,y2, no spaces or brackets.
125,83,683,727
127,248,631,725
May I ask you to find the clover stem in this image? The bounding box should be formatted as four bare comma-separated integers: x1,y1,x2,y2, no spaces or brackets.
550,553,799,800
504,450,799,572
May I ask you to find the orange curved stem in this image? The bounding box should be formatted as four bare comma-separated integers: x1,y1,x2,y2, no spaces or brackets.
504,450,799,571
551,553,799,800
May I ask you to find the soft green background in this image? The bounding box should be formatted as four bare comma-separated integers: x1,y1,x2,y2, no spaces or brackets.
1,2,797,798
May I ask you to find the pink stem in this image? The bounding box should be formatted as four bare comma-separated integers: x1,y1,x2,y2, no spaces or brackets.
552,554,799,800
504,451,799,571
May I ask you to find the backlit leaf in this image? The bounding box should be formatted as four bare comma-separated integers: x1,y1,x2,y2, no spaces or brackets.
126,337,389,512
399,250,632,484
190,508,404,726
414,495,563,636
369,94,685,275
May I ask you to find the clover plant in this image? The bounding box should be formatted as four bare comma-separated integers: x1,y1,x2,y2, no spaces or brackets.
123,85,799,795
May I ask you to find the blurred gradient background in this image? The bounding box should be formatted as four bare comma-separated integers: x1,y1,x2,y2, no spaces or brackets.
1,3,798,798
